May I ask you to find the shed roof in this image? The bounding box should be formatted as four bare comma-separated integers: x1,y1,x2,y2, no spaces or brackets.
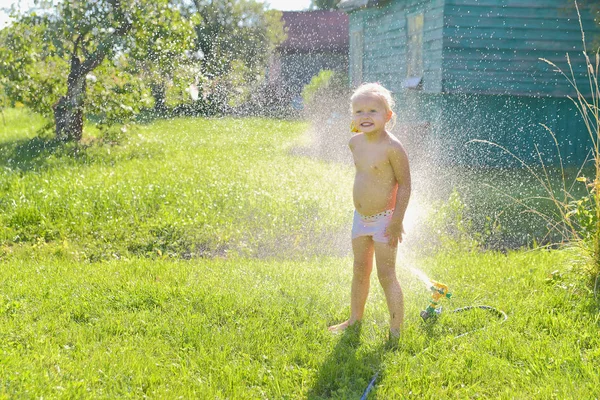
279,11,349,53
338,0,385,12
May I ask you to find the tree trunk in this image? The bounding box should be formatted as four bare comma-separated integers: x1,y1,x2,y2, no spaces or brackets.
151,82,168,115
53,55,87,142
51,3,133,142
54,93,85,142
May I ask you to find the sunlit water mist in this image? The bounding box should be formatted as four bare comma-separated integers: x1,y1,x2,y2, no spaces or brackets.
397,196,441,291
409,267,433,289
300,91,452,262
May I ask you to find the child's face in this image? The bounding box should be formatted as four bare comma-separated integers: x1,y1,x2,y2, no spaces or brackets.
351,94,392,134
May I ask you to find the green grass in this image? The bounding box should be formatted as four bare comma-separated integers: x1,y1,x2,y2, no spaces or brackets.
0,108,599,398
0,108,353,261
1,249,598,398
420,164,595,249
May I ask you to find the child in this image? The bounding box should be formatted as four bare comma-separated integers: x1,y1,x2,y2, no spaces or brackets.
328,82,411,340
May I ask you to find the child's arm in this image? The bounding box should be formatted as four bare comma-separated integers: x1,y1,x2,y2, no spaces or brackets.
386,142,411,245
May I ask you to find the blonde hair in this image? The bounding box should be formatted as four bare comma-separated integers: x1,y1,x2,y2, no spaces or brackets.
351,82,397,129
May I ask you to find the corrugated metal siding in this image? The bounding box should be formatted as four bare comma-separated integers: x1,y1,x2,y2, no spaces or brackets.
344,0,596,166
442,0,600,96
433,94,591,166
348,0,445,93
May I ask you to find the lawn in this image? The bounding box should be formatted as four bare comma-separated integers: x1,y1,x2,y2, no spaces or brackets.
0,108,598,398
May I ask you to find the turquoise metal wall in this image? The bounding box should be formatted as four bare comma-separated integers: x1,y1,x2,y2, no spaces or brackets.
347,0,598,167
442,0,600,97
391,90,591,167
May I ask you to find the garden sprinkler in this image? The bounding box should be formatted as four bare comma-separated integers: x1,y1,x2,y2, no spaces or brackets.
362,275,507,399
420,281,452,321
361,275,507,399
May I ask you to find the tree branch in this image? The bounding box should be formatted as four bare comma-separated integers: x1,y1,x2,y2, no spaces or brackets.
73,33,82,58
81,35,91,59
79,1,133,75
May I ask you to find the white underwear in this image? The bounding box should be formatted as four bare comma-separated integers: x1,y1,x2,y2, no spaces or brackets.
351,209,394,243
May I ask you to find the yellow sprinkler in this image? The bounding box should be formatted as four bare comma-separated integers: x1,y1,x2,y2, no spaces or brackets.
420,281,452,321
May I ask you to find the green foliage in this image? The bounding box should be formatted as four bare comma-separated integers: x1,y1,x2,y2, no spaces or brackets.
566,178,598,243
0,15,67,118
124,2,199,114
301,69,348,107
0,0,286,128
578,0,600,48
0,83,7,125
0,0,197,137
423,190,480,252
185,1,286,111
417,188,504,254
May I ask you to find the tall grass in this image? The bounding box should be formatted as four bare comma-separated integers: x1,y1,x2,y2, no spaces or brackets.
538,1,600,293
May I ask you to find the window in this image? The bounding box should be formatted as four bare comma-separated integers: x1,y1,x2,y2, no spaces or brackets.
406,12,424,79
351,29,364,87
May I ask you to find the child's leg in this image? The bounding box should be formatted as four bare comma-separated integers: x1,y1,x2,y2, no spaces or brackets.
374,242,404,337
328,236,374,332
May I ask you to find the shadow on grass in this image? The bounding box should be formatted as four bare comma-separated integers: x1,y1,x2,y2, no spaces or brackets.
308,324,388,399
0,136,76,172
0,133,139,174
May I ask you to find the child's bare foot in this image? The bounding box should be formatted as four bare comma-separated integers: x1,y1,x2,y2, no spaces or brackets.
386,329,401,350
328,320,358,333
389,328,400,340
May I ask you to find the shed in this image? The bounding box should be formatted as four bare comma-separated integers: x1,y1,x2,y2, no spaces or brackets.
338,0,600,166
267,11,349,107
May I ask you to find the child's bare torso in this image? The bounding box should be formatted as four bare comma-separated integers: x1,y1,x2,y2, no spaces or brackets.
350,133,398,216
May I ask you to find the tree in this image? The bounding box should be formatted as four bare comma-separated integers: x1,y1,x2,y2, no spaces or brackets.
0,0,196,142
311,0,342,10
124,3,199,116
0,13,67,121
185,0,285,112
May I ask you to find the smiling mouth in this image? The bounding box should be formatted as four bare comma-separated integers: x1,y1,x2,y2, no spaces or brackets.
360,122,373,127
